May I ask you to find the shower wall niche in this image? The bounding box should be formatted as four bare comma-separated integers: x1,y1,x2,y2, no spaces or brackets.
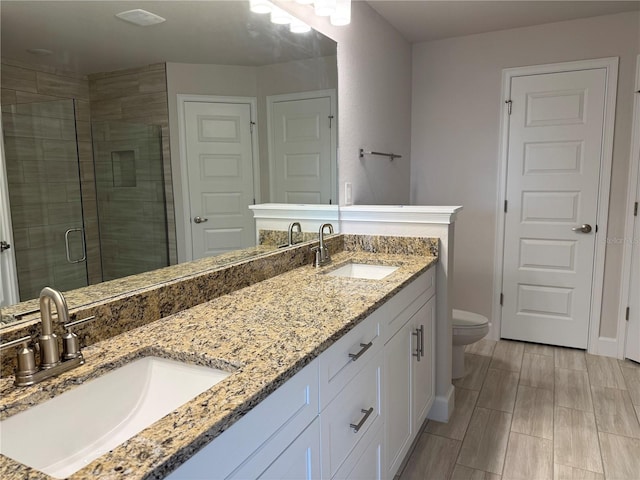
92,121,168,281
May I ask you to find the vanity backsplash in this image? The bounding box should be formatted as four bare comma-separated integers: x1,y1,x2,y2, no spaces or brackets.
0,234,437,376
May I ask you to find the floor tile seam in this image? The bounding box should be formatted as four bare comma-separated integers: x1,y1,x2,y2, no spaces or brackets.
500,358,518,480
590,385,640,438
517,378,554,392
587,368,608,479
449,388,481,479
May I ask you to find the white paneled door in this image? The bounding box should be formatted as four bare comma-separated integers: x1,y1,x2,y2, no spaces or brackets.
184,101,256,260
269,93,335,204
501,68,608,348
626,192,640,363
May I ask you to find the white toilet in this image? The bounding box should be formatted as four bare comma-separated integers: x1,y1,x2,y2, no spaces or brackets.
452,309,490,379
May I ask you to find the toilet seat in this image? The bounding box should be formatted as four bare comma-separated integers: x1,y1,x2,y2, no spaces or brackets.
451,309,490,379
452,309,489,330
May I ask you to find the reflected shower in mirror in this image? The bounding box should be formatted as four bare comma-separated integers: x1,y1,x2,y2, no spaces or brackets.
0,0,338,310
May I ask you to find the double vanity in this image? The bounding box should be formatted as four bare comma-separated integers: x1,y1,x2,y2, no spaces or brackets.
0,233,438,479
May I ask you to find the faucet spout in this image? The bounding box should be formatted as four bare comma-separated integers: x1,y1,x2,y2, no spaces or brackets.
313,223,334,267
288,222,302,246
38,287,69,368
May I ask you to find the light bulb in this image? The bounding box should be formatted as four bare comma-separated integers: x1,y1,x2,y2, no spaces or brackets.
314,0,337,17
270,6,293,25
290,18,311,33
330,0,351,26
249,0,272,14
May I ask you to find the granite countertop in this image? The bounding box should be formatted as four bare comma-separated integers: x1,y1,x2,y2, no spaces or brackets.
0,250,437,480
1,244,278,329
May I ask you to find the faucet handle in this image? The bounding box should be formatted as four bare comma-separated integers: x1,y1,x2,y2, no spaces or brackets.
0,335,33,351
1,336,38,378
60,315,95,361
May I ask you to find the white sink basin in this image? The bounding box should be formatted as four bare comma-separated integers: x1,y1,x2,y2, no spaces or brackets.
328,263,398,280
0,356,231,479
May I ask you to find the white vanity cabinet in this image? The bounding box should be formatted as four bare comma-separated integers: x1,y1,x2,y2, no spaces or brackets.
166,266,436,480
384,270,436,478
166,359,320,480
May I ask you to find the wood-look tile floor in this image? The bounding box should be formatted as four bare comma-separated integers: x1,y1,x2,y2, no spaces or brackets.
399,339,640,480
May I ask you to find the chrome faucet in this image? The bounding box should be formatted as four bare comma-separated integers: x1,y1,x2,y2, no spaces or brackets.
288,222,302,246
312,223,334,267
0,287,96,387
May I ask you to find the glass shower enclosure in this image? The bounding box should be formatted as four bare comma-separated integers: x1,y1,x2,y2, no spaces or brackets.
2,99,169,302
2,99,87,301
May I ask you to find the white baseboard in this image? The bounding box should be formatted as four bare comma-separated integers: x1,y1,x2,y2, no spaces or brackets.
427,384,455,422
592,336,620,358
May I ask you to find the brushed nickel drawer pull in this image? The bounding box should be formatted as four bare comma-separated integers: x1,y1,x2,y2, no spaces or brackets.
350,407,374,433
413,328,421,361
348,341,373,361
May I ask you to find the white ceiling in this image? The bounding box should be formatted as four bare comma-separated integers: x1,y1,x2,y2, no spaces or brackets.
0,1,336,74
367,0,640,43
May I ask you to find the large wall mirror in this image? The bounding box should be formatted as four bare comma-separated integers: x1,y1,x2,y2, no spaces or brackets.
0,1,338,316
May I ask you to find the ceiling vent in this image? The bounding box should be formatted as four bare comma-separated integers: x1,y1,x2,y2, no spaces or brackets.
115,9,166,27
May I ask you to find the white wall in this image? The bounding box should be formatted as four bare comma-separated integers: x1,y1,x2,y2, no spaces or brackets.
276,1,413,205
410,12,640,342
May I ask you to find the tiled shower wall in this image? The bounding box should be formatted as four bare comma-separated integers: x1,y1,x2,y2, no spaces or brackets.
0,59,103,287
1,59,178,301
88,64,177,266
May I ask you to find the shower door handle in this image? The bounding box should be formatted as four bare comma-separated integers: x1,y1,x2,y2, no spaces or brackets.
65,228,86,264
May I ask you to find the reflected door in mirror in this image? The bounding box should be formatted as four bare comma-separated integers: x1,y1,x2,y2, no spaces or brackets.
269,92,335,204
184,101,257,260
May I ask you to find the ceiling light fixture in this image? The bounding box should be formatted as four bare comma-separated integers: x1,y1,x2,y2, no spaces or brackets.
115,9,166,27
270,5,294,25
249,0,350,29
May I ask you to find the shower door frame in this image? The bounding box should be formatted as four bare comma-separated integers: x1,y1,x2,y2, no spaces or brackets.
0,120,19,306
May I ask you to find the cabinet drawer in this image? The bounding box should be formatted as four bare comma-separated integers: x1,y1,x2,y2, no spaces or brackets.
318,312,381,408
230,418,320,480
332,423,384,480
167,359,319,479
381,268,435,343
321,350,383,479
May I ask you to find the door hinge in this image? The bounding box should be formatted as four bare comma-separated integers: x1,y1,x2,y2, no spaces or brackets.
626,306,630,321
595,224,598,233
634,201,638,217
249,121,256,133
504,200,508,213
500,293,504,306
328,115,334,129
505,100,512,115
253,198,256,205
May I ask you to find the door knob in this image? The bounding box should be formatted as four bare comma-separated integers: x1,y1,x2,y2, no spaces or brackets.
193,216,208,224
0,241,10,252
571,224,592,233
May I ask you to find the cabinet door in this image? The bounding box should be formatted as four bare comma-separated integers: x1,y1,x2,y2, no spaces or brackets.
384,318,413,478
412,296,436,433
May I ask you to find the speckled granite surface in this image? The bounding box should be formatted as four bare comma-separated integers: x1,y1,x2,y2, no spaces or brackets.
0,237,342,375
258,229,320,247
0,235,437,480
1,244,279,327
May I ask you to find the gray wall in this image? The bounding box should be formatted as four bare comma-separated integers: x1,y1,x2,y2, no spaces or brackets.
410,11,640,341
